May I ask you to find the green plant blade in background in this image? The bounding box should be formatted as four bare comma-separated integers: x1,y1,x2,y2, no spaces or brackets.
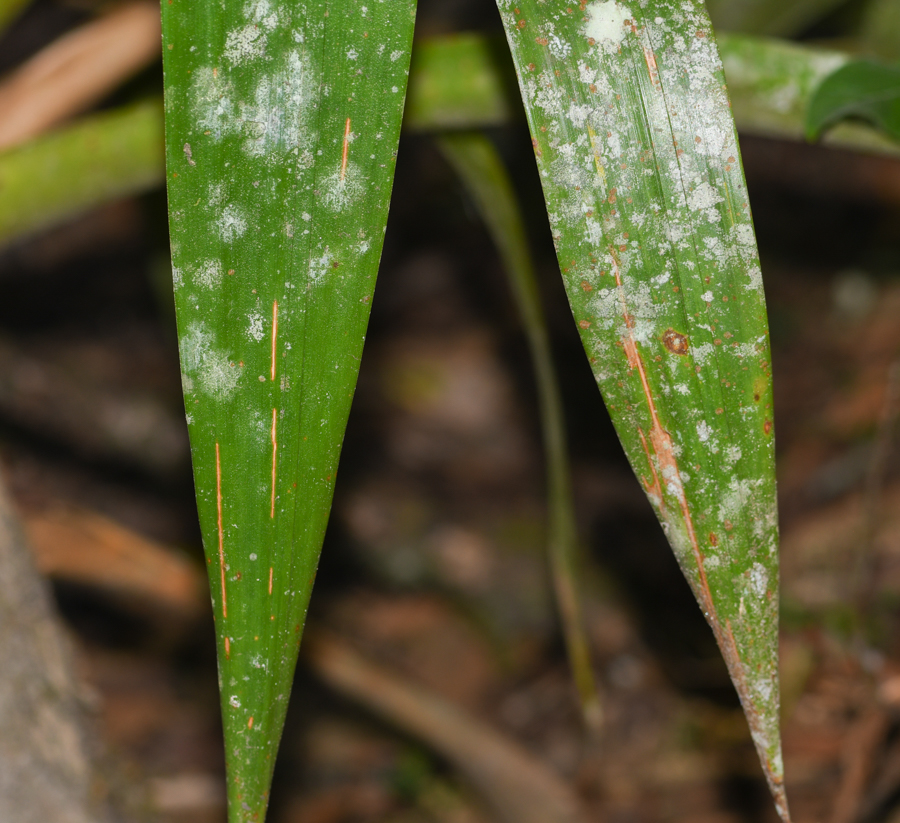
161,1,416,820
495,1,788,819
806,60,900,143
438,132,601,728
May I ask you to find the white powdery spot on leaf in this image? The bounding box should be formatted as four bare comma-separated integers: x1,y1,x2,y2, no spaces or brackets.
191,68,235,140
308,249,333,284
247,311,265,342
172,267,183,289
224,24,268,64
583,0,632,54
244,0,278,29
696,420,712,442
390,49,404,61
320,162,365,211
687,180,724,223
216,205,247,242
241,50,317,156
179,323,242,400
193,259,223,289
749,562,769,598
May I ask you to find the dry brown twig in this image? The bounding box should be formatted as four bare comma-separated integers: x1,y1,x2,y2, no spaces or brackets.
0,1,161,151
304,630,594,823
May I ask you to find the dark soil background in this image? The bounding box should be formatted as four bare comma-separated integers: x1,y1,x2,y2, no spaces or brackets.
2,1,900,822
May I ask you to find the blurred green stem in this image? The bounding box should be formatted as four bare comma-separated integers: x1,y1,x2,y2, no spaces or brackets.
438,132,602,729
0,0,29,34
0,99,163,245
1,33,898,249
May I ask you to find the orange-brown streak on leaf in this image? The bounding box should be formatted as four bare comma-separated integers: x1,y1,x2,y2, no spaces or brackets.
614,228,789,823
268,565,273,596
340,117,351,182
270,299,278,382
216,441,227,620
642,46,660,87
610,256,714,618
270,408,278,519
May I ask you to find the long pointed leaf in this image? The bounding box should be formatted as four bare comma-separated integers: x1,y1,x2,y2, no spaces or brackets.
161,2,416,820
494,1,788,818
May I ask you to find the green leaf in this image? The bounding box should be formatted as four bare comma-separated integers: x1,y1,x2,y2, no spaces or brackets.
160,2,416,821
806,59,900,142
494,1,787,819
437,132,601,728
406,33,518,131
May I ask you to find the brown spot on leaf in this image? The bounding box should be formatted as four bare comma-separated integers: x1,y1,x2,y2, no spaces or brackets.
581,280,592,292
578,320,591,329
709,532,718,546
764,419,773,435
662,328,688,355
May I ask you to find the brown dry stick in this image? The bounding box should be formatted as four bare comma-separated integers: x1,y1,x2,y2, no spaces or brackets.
0,1,161,151
304,630,594,823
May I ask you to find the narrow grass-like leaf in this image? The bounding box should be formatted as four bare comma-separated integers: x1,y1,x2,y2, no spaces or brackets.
438,132,601,728
806,60,900,143
161,2,416,820
495,1,788,818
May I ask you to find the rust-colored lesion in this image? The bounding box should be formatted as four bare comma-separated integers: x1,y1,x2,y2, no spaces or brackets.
642,46,660,87
662,327,688,355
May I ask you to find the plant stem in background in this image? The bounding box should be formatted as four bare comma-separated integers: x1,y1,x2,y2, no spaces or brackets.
4,31,899,252
438,132,602,730
0,0,29,34
0,100,162,246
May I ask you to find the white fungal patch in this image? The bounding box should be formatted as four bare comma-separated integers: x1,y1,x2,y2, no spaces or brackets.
229,695,241,708
191,68,235,140
190,51,317,157
172,266,183,289
308,249,333,283
749,562,768,598
240,50,317,156
216,205,247,242
223,0,280,65
390,49,404,61
179,322,242,400
224,25,267,64
193,259,223,289
687,181,724,223
247,311,265,342
696,420,712,442
320,162,365,210
584,1,632,53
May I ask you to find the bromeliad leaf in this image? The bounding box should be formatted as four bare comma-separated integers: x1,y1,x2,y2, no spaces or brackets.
161,1,416,821
495,1,788,819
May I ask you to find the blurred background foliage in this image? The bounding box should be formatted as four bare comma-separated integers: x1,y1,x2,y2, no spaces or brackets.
0,0,900,822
